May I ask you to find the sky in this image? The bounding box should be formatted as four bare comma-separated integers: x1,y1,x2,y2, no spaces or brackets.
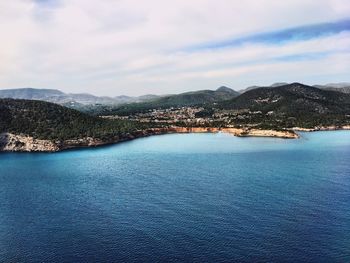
0,0,349,96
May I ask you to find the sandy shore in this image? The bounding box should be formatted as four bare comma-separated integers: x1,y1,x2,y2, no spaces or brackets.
150,127,299,139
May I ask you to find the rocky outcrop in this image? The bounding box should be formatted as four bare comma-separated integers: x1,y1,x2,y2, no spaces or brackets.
0,133,59,152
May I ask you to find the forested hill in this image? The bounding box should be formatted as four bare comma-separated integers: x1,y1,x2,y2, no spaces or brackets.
0,99,146,140
99,86,239,116
216,83,350,128
218,83,350,113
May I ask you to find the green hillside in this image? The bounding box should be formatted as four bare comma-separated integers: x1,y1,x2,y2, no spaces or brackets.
216,83,350,128
0,99,146,140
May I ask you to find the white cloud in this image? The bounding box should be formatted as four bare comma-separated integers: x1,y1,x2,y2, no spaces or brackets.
0,0,349,95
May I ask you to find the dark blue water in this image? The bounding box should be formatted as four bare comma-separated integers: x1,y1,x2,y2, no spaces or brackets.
0,131,349,262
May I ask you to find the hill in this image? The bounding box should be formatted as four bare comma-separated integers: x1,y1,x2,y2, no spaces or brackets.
152,86,239,106
216,83,350,128
103,86,239,115
220,83,350,112
239,82,350,94
0,98,146,141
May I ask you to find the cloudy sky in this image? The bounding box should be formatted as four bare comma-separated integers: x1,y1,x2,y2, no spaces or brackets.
0,0,349,95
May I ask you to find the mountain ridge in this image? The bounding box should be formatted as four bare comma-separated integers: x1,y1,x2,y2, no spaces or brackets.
1,82,348,107
0,88,161,106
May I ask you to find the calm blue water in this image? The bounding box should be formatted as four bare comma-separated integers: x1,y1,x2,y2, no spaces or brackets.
0,131,349,262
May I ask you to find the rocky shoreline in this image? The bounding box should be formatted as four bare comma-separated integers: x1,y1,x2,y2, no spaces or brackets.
1,126,349,152
292,125,350,132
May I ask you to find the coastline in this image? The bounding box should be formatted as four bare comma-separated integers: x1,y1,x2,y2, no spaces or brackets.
292,125,350,132
1,126,349,152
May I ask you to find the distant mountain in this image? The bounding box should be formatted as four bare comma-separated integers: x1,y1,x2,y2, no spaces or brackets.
270,82,289,87
319,82,350,88
107,86,240,115
314,83,350,94
0,88,160,106
0,88,65,100
238,82,289,93
238,85,260,93
323,86,350,94
137,94,160,101
216,86,236,93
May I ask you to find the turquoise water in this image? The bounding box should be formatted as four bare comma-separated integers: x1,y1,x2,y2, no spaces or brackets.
0,131,349,262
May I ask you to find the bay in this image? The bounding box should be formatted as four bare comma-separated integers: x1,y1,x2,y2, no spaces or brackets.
0,131,349,262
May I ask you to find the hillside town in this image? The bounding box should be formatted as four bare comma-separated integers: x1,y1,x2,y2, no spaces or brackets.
101,106,269,127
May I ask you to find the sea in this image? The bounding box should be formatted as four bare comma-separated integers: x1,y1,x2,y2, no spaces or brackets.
0,131,349,262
